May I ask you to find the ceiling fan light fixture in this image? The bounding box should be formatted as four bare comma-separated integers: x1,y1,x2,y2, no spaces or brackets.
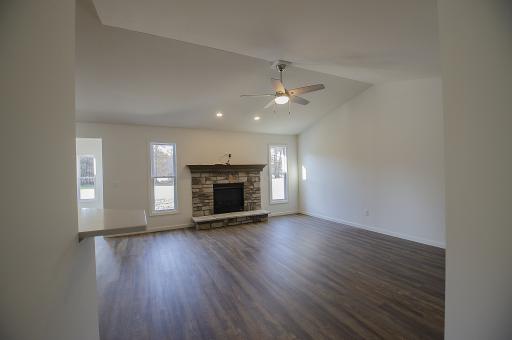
275,94,289,105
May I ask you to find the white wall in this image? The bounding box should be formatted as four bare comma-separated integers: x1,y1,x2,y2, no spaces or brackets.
438,0,512,338
76,123,299,229
0,1,99,340
298,78,445,247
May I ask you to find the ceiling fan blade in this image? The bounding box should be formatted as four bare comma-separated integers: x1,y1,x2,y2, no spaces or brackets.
288,84,325,96
240,94,274,97
264,99,275,109
271,78,285,93
290,95,310,105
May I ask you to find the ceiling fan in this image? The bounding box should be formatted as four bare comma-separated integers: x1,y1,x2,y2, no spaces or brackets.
241,61,325,114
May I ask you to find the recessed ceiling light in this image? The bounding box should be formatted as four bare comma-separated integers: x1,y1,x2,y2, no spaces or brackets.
253,116,261,121
216,112,223,117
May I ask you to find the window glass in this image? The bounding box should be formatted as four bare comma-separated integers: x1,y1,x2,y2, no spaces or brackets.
150,143,176,213
270,145,288,202
79,155,96,200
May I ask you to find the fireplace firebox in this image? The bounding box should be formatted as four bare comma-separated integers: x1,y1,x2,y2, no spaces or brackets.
213,183,244,214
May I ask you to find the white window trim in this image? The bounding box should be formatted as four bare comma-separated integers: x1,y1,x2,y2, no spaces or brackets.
268,144,289,204
77,154,97,202
148,142,178,216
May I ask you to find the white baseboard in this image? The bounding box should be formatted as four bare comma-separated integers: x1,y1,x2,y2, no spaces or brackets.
269,210,299,217
136,213,296,235
106,212,299,238
106,223,193,238
147,223,193,232
106,211,447,249
300,210,446,249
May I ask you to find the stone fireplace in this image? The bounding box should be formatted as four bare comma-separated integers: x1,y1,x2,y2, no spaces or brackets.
187,164,269,229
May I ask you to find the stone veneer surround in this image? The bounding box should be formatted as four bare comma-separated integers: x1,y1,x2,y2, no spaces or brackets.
188,164,266,217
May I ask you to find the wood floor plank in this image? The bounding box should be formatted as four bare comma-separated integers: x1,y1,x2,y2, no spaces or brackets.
96,214,445,340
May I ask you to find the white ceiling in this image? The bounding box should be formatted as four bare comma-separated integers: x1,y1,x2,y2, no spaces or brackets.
92,0,440,84
77,0,439,134
76,0,371,134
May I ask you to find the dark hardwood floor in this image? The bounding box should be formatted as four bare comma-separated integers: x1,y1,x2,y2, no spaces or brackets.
96,214,445,340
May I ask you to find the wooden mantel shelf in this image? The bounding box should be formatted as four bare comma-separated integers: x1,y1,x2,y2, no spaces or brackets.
78,208,147,242
187,164,267,173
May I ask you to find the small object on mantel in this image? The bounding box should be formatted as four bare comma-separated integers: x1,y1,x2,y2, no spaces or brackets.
187,164,266,173
78,208,147,242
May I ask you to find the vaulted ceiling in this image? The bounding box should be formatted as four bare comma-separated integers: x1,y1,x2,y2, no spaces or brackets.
76,0,439,134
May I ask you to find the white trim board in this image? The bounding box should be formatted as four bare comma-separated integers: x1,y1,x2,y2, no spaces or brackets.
269,210,299,217
104,212,298,238
105,223,193,238
300,210,446,249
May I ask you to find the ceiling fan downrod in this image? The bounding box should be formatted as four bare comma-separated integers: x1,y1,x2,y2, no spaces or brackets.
277,63,287,87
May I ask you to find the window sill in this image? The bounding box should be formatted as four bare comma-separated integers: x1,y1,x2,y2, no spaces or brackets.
270,200,288,205
149,209,179,217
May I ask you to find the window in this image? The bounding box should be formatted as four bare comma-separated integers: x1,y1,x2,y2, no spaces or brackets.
79,155,96,200
76,138,103,209
150,142,177,214
269,145,288,203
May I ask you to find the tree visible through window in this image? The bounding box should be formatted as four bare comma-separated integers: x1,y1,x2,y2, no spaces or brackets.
270,145,288,202
150,143,177,213
79,155,96,200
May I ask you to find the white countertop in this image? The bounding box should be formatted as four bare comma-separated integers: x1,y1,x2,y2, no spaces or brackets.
78,208,147,241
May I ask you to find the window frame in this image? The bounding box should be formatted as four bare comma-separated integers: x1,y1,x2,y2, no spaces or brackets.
148,142,178,216
78,154,97,202
268,144,289,204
